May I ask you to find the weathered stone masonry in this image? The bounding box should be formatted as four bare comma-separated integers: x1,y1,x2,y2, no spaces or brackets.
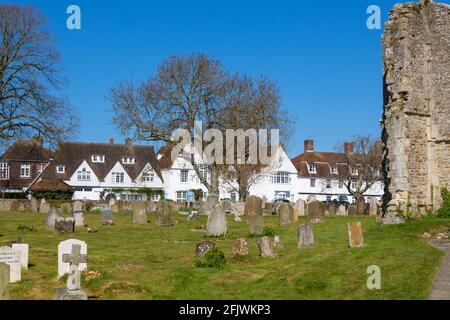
382,1,450,215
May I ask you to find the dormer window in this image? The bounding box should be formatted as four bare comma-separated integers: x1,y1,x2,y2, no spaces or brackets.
308,164,317,173
351,167,358,175
122,157,135,164
143,171,155,182
331,166,338,174
91,155,105,163
56,165,65,174
77,168,91,181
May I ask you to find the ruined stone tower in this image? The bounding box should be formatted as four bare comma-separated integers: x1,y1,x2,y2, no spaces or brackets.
382,0,450,216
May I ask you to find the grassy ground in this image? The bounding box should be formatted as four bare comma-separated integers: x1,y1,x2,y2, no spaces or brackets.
0,211,449,300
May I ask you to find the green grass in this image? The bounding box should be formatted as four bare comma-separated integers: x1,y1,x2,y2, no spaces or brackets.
0,211,448,300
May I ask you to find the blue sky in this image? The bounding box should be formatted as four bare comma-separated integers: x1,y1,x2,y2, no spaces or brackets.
8,0,447,156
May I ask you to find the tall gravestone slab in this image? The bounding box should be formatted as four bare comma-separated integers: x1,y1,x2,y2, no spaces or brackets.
279,202,294,226
46,208,60,230
30,197,39,212
245,196,264,236
73,212,84,228
348,204,358,216
297,224,314,248
206,205,227,237
156,201,171,227
65,217,75,233
73,201,83,213
0,263,9,300
308,201,326,223
348,222,364,248
58,239,87,277
337,205,348,216
133,202,147,224
0,246,21,283
39,199,50,213
295,199,306,217
369,197,378,216
12,244,28,269
101,208,113,225
60,203,72,215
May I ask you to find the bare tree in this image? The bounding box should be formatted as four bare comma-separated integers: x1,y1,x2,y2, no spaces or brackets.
0,5,78,148
109,53,293,198
336,135,383,214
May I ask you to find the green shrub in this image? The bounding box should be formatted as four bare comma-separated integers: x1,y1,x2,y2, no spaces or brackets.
262,225,278,237
436,188,450,219
179,207,194,213
194,248,227,269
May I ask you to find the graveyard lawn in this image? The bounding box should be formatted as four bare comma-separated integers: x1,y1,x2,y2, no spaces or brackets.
0,211,449,300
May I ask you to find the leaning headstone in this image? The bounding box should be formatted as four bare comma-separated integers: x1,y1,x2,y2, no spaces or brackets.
73,201,83,213
297,224,314,248
156,201,172,227
46,208,60,230
64,217,75,233
39,199,50,213
279,202,294,226
11,244,28,269
133,202,147,224
195,241,215,257
308,201,326,223
30,197,39,212
348,222,364,248
55,217,65,233
101,207,113,225
337,205,348,216
55,244,88,300
232,239,249,257
60,203,72,215
295,199,306,217
0,246,21,283
257,237,277,258
206,205,227,237
58,239,87,277
0,263,9,300
73,212,84,228
348,204,358,216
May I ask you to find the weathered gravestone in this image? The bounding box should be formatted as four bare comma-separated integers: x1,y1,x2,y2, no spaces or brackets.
308,201,326,223
257,237,277,258
133,202,147,224
348,222,364,248
30,197,39,212
273,235,283,248
295,199,306,217
55,217,65,233
46,208,60,230
369,197,378,216
0,263,9,300
337,205,348,216
10,201,20,212
60,203,72,215
65,217,75,233
279,202,294,226
0,246,21,283
307,195,317,203
39,199,50,213
73,212,84,228
206,205,227,237
12,244,28,269
221,199,233,215
195,240,215,257
297,224,314,248
55,244,88,300
245,196,264,236
328,205,337,216
232,239,249,257
101,207,113,225
73,201,83,213
348,204,358,216
111,204,119,213
58,239,87,277
156,201,171,227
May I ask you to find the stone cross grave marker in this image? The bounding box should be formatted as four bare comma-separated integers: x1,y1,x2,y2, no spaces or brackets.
12,244,29,269
0,246,21,283
58,239,87,277
55,244,88,300
0,263,9,300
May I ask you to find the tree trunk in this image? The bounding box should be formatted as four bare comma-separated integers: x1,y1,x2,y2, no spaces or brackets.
356,197,366,215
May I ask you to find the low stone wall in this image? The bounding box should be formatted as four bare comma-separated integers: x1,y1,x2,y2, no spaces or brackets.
0,199,31,212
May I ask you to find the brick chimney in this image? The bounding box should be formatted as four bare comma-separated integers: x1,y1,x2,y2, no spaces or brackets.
32,136,43,147
125,138,133,147
109,138,114,145
344,142,354,154
304,140,314,153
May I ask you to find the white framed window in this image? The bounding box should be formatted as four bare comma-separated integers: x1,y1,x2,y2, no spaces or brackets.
270,172,291,184
351,167,358,175
326,195,332,202
122,157,135,164
77,168,91,181
351,181,357,189
36,163,45,174
326,180,332,188
143,171,155,182
112,172,125,183
150,193,160,201
198,165,208,180
310,178,316,188
308,164,317,173
56,165,65,174
180,170,189,183
176,191,187,202
20,164,31,178
91,155,105,163
0,162,9,180
331,166,338,174
338,180,344,189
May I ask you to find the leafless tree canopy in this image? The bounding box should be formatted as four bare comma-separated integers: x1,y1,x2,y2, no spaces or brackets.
0,5,78,148
109,53,294,197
